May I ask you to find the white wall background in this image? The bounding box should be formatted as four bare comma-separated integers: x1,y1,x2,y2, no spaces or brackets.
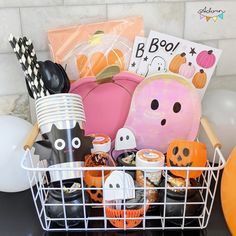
0,0,235,121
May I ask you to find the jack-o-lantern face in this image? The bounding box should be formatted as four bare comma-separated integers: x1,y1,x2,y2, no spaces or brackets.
84,170,111,203
169,145,193,167
167,140,207,178
85,184,103,203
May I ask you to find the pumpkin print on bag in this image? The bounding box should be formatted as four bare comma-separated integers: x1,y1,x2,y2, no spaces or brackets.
166,140,207,178
169,52,186,73
192,69,207,89
76,49,125,78
196,50,216,69
63,31,132,80
179,62,195,79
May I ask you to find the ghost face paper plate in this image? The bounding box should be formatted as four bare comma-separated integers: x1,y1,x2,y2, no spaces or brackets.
124,74,201,153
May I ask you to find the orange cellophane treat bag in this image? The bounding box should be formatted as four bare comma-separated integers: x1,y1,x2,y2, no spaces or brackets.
48,16,144,80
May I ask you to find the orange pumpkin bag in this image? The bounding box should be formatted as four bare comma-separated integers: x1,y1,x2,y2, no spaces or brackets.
48,17,144,81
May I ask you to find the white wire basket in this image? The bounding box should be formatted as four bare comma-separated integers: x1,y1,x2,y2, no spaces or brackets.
21,117,226,231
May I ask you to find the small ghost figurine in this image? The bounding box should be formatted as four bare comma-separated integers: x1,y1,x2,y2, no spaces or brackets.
115,128,137,151
104,171,135,202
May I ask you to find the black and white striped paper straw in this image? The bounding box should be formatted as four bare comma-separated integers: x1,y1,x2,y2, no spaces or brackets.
9,36,40,99
21,38,49,95
18,36,49,97
18,39,47,97
24,37,38,66
9,34,50,99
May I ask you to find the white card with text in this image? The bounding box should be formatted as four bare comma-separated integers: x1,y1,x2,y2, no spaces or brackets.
137,30,222,99
128,36,146,73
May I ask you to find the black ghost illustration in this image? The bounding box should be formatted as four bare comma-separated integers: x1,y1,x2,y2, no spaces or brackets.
33,123,94,165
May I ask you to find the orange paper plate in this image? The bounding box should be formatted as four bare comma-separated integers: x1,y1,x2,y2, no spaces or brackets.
221,147,236,235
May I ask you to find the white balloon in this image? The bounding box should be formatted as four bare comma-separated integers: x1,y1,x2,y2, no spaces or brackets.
0,115,38,192
200,89,236,161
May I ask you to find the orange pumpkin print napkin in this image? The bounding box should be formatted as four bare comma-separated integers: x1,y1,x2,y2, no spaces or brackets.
48,16,144,80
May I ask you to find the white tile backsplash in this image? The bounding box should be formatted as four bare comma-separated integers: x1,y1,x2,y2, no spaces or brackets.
64,0,106,4
0,53,27,95
107,2,184,37
0,8,21,53
0,0,63,8
64,0,144,4
20,5,107,51
106,0,144,3
0,93,30,121
216,39,236,76
185,1,236,40
198,40,218,49
37,50,51,61
208,75,236,91
0,0,235,119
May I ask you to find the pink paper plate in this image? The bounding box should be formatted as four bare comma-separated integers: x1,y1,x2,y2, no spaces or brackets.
70,71,143,140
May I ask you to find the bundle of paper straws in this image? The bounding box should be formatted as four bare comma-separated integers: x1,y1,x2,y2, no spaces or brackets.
9,34,50,99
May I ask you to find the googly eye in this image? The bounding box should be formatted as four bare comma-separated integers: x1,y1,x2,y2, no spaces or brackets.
54,139,65,150
72,137,81,149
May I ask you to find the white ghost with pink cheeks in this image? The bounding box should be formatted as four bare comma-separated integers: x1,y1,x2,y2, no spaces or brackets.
124,74,201,153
